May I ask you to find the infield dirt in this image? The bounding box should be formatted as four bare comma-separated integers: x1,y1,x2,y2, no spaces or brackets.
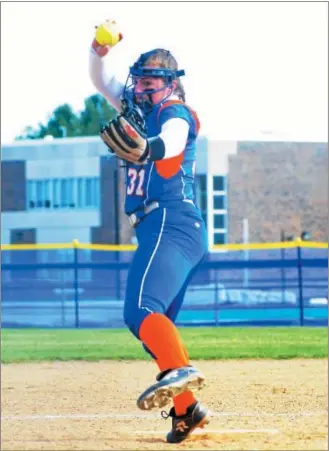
2,359,328,450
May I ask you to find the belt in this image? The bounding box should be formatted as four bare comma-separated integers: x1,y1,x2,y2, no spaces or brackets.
128,201,160,228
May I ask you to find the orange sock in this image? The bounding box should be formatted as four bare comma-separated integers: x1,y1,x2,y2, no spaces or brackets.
139,313,188,371
173,342,196,415
173,391,197,416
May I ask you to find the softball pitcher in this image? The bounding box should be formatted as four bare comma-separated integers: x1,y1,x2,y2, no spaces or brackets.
89,20,210,443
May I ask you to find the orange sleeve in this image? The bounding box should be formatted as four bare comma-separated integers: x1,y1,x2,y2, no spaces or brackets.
155,152,184,179
154,100,200,179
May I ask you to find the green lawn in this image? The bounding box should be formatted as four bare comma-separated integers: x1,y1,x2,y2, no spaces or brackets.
1,327,327,363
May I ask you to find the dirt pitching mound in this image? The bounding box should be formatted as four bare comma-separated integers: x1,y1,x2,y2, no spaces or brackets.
1,359,327,450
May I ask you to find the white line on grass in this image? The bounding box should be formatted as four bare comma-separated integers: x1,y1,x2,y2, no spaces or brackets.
2,411,326,420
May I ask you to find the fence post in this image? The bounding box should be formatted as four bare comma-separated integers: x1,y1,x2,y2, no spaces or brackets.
296,239,304,326
73,239,80,328
115,250,121,301
113,168,121,301
214,269,219,326
280,230,286,303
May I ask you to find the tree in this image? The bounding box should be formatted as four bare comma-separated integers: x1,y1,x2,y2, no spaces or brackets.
16,94,117,140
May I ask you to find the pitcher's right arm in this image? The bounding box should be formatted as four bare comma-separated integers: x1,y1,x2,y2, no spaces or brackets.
89,20,125,113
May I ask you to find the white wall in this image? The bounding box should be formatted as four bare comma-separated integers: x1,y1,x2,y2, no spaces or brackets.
195,136,208,174
207,140,237,173
2,210,100,230
1,137,109,161
37,227,91,243
1,229,11,245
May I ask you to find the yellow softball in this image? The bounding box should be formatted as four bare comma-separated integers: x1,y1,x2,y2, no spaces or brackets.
95,20,121,47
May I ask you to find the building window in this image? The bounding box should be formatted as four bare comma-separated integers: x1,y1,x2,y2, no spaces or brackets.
85,179,93,207
53,179,60,208
44,180,50,208
77,178,84,207
27,179,54,208
214,214,226,229
27,181,35,209
27,178,100,210
213,195,225,210
213,175,226,192
195,174,207,227
211,175,228,246
60,179,68,208
68,178,74,208
36,180,43,207
214,232,226,245
93,177,100,207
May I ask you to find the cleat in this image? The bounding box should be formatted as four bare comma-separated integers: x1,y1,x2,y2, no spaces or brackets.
162,401,210,443
136,366,205,410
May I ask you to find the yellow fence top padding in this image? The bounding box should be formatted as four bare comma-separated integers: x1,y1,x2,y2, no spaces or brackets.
0,240,327,252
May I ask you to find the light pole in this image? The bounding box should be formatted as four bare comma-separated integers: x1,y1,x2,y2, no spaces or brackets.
243,218,249,288
280,230,286,303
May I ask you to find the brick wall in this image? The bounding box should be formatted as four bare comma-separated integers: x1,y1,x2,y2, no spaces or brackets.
1,161,26,211
228,142,328,242
117,165,135,244
93,157,133,244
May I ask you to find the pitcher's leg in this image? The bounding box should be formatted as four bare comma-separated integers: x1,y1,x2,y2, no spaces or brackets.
165,264,204,416
123,221,192,338
124,233,192,369
136,253,206,410
123,209,192,368
123,208,207,410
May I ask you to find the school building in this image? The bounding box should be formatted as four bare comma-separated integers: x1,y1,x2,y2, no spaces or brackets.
1,135,328,247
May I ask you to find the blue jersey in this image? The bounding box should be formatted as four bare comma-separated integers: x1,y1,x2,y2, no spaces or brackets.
124,100,200,215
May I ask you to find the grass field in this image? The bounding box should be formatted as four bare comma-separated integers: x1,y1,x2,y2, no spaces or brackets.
1,327,327,363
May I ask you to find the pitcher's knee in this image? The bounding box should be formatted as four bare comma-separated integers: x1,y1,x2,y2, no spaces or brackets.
123,307,149,339
124,296,166,339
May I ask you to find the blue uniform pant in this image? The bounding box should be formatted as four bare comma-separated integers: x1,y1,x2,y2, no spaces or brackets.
123,203,208,357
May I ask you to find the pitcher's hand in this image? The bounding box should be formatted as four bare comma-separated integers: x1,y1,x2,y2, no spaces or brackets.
92,20,123,57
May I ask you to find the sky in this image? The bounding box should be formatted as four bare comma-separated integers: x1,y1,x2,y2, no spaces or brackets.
1,1,328,143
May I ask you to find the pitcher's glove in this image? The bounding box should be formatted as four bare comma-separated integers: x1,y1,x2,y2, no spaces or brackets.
100,114,149,165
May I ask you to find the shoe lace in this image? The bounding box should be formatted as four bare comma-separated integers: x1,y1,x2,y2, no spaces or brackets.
161,406,175,420
161,410,170,419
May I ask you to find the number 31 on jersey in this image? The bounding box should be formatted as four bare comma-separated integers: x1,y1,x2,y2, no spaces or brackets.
127,168,145,196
